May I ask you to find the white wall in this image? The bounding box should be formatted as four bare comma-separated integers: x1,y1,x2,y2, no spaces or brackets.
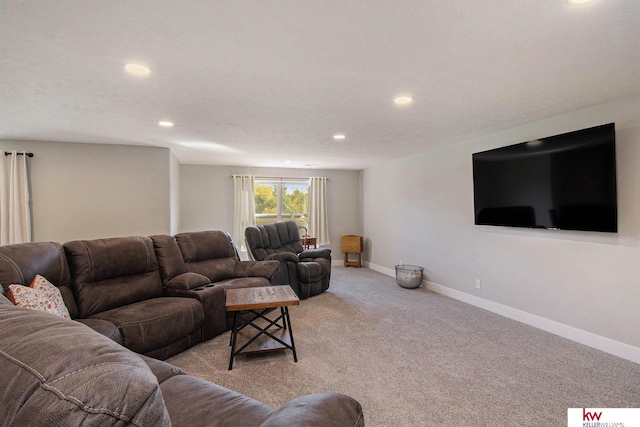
169,151,181,235
0,140,173,242
179,165,361,257
363,95,640,363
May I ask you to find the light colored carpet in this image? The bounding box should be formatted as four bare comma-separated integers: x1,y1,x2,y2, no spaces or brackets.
167,267,640,426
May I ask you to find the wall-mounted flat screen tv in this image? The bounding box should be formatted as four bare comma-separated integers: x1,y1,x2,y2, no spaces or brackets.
472,123,617,232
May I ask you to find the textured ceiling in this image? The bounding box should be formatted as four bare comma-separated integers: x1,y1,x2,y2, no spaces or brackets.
1,1,639,169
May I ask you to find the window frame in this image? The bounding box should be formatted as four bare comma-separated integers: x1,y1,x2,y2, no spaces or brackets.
254,178,309,226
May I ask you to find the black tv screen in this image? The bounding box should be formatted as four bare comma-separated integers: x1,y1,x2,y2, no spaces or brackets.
472,123,617,233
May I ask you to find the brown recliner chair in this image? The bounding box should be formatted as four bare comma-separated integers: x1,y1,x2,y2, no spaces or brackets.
244,221,331,299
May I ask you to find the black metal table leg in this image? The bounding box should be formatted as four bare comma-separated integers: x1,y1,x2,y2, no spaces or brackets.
283,307,297,362
228,311,239,370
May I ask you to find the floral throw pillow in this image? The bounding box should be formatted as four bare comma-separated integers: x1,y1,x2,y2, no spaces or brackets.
7,275,71,319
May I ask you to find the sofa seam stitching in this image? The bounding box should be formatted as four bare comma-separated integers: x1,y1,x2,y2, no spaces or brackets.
0,252,25,285
1,351,144,426
39,382,146,426
47,361,139,384
56,243,66,289
0,352,149,427
79,240,94,282
0,349,47,382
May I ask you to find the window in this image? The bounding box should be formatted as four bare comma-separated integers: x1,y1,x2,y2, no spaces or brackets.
254,179,309,230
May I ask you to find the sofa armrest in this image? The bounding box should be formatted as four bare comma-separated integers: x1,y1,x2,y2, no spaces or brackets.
164,272,210,291
266,252,300,263
235,260,280,278
76,318,123,344
260,393,364,427
139,354,186,385
299,248,331,260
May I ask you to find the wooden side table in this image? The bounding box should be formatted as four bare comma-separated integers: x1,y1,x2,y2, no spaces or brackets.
225,286,300,370
301,236,317,250
341,235,363,268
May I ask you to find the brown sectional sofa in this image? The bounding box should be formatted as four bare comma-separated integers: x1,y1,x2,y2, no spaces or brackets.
0,230,280,359
0,295,365,426
0,230,365,426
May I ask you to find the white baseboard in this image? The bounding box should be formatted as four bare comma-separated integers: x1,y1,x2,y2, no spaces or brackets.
366,262,640,365
365,261,395,277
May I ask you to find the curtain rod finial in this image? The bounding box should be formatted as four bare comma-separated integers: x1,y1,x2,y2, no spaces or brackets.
4,151,34,157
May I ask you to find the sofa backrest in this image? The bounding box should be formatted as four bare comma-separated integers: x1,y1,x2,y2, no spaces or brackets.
245,221,304,261
150,234,188,283
0,303,171,426
173,230,240,282
64,236,164,318
0,241,79,318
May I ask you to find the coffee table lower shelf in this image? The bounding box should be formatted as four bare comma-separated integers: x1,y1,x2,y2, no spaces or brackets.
235,325,293,353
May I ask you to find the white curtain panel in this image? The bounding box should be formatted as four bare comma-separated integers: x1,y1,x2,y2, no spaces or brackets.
0,151,32,244
308,177,330,246
232,175,255,251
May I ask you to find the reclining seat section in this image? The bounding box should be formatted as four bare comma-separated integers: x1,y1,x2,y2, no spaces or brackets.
244,221,331,299
64,236,204,360
0,241,122,343
151,230,280,334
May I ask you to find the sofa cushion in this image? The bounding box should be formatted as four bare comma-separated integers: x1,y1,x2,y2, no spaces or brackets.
0,304,171,426
7,284,65,316
0,241,79,318
64,237,164,318
175,230,238,263
184,257,238,283
150,234,188,283
30,274,70,315
174,231,240,283
90,297,204,355
8,274,71,319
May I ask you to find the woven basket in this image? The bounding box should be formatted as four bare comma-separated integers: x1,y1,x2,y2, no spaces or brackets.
395,265,424,289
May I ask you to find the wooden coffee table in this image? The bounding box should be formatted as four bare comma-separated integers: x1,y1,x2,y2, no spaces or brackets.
225,285,300,370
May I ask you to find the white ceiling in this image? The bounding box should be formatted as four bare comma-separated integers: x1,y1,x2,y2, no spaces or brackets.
1,1,639,170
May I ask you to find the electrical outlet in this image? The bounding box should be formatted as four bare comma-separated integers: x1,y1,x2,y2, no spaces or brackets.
475,279,481,289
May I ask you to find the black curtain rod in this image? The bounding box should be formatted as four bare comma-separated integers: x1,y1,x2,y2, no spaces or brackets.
4,152,34,157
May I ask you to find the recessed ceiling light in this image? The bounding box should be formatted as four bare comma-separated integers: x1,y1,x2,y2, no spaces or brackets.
284,160,292,164
125,63,151,76
394,96,413,105
566,0,594,4
333,134,346,140
305,164,319,167
158,121,174,127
